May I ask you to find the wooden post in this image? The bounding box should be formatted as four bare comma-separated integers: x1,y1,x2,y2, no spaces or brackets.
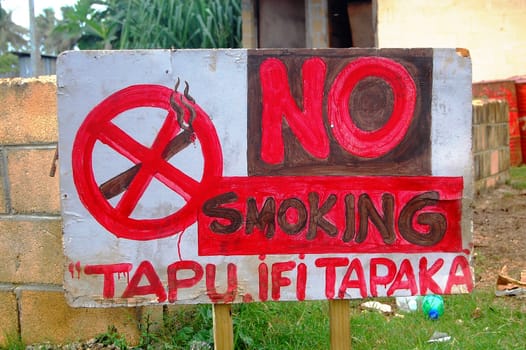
329,299,350,349
213,304,234,350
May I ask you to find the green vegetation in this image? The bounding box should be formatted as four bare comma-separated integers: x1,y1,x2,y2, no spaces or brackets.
0,3,27,76
0,52,17,74
53,0,241,51
350,293,525,349
116,0,241,49
509,166,526,189
0,0,241,76
133,293,526,349
0,333,24,350
4,292,514,350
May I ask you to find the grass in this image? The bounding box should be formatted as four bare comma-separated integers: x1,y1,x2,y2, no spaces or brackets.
0,334,24,350
2,292,524,349
33,291,517,350
509,165,526,189
349,293,525,349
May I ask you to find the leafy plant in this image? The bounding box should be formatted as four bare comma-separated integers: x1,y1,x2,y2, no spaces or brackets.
0,52,18,75
53,0,241,50
94,325,128,349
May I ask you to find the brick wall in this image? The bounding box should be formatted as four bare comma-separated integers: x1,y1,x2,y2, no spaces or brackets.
472,99,510,194
0,77,153,346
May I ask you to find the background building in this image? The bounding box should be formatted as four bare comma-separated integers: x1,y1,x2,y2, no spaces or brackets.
242,0,526,82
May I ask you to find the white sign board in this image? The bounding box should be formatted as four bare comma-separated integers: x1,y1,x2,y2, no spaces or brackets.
58,49,473,307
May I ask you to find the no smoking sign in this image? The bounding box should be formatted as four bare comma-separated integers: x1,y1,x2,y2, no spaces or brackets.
58,49,473,306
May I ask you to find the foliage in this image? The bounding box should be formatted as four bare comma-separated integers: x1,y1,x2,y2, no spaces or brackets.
0,0,241,75
53,0,118,50
0,333,24,350
0,6,28,52
0,4,27,75
36,8,76,55
94,325,128,349
81,292,525,349
139,305,214,349
52,0,241,50
0,52,18,75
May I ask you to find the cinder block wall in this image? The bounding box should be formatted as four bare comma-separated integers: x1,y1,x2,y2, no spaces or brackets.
0,77,150,346
472,99,510,194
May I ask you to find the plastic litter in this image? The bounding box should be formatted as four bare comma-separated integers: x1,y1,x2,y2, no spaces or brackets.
395,296,419,312
495,265,526,297
427,331,452,343
422,294,444,320
360,301,392,314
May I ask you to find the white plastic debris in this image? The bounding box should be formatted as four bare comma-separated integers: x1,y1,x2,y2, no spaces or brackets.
396,296,419,312
427,331,452,343
361,301,392,314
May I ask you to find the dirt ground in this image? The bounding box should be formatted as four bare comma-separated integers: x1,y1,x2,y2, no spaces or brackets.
472,184,526,295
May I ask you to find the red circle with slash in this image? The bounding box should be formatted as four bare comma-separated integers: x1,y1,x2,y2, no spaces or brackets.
72,84,223,240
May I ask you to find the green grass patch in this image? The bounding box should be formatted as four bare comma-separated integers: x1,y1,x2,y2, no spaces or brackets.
11,291,523,349
0,333,24,350
350,293,525,349
509,166,526,189
77,291,524,349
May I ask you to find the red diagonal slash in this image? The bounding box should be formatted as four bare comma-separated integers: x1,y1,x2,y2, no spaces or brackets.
99,79,196,200
99,129,195,199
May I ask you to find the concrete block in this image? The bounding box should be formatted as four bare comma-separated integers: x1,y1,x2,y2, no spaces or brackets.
488,124,508,149
479,152,490,178
472,99,487,125
496,101,509,123
490,150,499,175
0,77,57,145
0,290,18,346
0,219,63,284
19,289,140,345
488,101,498,123
7,148,60,214
472,125,486,153
473,154,481,180
497,124,510,147
499,147,510,171
0,150,6,213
